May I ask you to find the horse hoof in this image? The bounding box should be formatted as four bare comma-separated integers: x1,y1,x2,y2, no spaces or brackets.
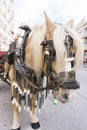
12,127,20,130
31,122,40,129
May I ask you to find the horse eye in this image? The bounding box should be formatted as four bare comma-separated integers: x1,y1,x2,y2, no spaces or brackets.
69,39,73,45
69,37,73,43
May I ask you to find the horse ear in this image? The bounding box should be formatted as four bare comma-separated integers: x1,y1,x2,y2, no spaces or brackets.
66,19,74,28
44,11,55,39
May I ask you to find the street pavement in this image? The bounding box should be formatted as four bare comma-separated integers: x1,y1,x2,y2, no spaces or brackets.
0,65,87,130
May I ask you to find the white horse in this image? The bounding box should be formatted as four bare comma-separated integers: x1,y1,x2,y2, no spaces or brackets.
4,12,83,130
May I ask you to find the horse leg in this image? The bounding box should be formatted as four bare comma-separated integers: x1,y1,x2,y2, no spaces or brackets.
12,104,20,130
31,112,40,129
30,94,40,129
4,61,9,78
9,65,15,100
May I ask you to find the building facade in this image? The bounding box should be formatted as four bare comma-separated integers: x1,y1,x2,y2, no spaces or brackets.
0,0,14,51
75,18,87,62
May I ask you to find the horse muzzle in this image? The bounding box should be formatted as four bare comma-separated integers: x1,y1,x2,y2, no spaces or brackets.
58,88,77,103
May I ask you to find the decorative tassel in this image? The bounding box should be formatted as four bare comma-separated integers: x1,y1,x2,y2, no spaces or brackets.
38,92,42,112
26,89,30,112
29,93,32,114
24,88,26,110
12,98,16,104
42,76,47,105
18,93,21,112
42,76,47,88
34,96,38,113
41,93,45,110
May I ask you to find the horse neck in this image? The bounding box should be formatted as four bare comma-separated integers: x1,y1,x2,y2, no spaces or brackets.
24,38,33,69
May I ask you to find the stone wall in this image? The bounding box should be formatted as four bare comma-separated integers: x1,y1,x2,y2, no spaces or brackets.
0,0,14,51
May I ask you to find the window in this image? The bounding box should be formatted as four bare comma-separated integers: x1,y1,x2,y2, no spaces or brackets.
85,38,87,44
85,27,87,32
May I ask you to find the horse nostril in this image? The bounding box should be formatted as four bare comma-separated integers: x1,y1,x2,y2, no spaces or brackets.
62,94,68,100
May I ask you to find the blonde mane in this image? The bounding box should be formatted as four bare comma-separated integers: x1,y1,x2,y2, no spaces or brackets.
65,27,84,69
53,24,67,73
25,24,46,74
53,24,84,73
